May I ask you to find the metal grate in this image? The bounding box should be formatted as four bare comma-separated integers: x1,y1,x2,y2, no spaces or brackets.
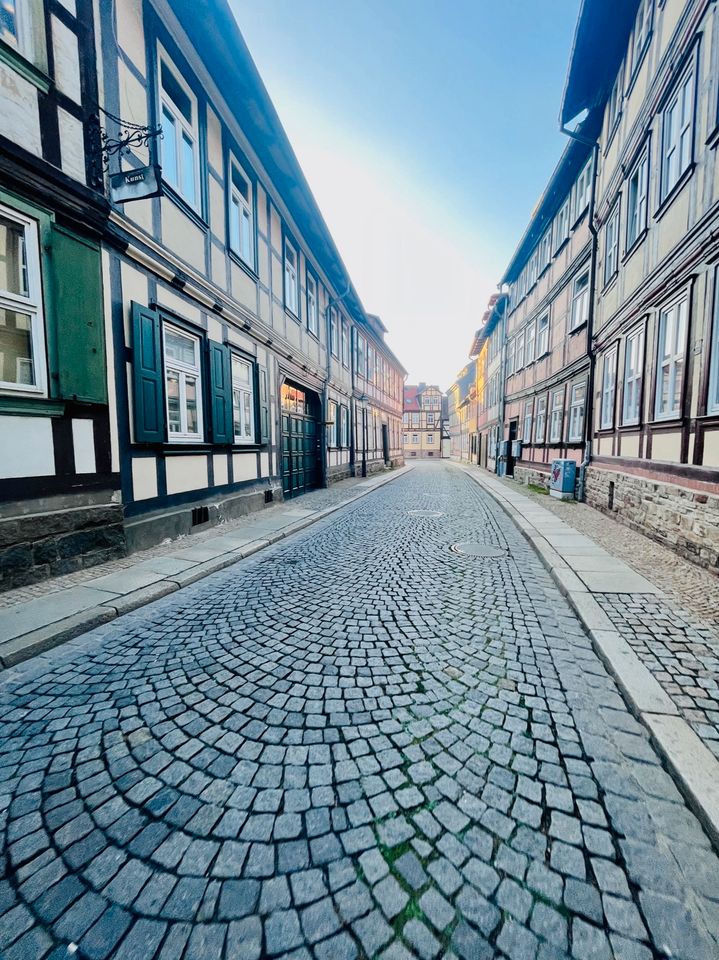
449,541,506,559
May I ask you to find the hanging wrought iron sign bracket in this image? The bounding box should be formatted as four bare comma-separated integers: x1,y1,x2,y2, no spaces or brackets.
88,105,164,202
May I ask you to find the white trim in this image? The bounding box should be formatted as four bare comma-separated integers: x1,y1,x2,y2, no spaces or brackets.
163,322,203,441
604,203,620,284
654,296,687,420
600,346,617,429
232,354,255,444
549,387,564,443
622,325,645,425
660,66,694,202
229,157,254,270
158,45,200,210
626,149,648,249
306,272,318,336
570,271,590,330
284,240,298,315
568,381,586,441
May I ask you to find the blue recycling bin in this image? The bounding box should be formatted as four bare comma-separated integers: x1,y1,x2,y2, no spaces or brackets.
550,459,576,500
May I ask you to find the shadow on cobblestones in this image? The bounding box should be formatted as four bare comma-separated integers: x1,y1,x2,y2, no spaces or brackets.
0,464,718,960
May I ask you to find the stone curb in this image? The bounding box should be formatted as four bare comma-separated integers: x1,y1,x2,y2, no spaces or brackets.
0,466,412,672
455,462,719,852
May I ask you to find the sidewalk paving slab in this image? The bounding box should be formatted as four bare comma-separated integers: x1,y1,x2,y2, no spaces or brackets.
453,461,719,851
0,466,411,669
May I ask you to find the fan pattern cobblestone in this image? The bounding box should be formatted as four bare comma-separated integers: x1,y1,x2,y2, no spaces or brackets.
0,463,718,960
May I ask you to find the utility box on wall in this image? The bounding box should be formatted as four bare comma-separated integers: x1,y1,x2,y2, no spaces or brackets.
550,459,576,500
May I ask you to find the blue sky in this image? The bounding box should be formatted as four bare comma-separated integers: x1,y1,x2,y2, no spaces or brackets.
230,0,580,389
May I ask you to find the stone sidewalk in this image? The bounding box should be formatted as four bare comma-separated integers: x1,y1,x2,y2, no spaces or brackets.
453,463,719,850
0,468,411,671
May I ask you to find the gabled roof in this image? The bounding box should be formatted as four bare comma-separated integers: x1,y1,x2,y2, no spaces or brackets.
470,293,507,357
403,385,421,411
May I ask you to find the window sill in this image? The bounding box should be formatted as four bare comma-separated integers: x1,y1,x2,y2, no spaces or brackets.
553,237,570,258
625,37,651,100
0,40,51,93
229,249,258,282
162,183,207,231
0,395,64,417
602,272,618,295
285,307,300,323
570,207,588,232
604,115,622,155
622,229,647,265
306,328,320,342
618,421,641,431
650,415,684,428
568,321,587,336
655,163,695,222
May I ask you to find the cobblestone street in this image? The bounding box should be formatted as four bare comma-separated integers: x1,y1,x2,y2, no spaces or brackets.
1,463,718,960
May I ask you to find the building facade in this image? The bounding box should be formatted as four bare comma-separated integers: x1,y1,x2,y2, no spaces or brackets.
563,0,719,570
0,0,124,590
403,383,444,458
446,364,477,463
470,293,506,473
99,0,405,552
501,137,596,488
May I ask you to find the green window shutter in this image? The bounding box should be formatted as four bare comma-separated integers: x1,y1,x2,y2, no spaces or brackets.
50,225,107,403
131,302,165,443
258,365,269,444
208,340,233,444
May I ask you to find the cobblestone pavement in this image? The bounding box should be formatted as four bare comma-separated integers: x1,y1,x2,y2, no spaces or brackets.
496,478,719,761
0,473,380,610
1,463,719,960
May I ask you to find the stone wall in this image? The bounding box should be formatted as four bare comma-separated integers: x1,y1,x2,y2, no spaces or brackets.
0,502,126,592
585,465,719,574
514,464,552,492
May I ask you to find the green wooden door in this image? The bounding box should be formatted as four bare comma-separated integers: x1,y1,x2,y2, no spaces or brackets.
281,381,320,498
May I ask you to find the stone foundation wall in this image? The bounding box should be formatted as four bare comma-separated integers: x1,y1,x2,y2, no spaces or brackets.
585,465,719,574
514,464,552,492
0,501,126,592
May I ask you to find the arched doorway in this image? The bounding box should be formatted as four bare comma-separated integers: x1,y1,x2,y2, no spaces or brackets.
280,380,321,498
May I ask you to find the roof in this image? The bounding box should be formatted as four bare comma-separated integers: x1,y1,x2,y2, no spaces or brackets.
171,1,405,369
447,362,476,406
500,136,593,285
404,383,442,411
469,293,507,357
560,0,639,128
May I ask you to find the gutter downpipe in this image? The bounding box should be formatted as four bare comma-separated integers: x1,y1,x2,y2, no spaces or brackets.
561,120,599,502
322,283,352,488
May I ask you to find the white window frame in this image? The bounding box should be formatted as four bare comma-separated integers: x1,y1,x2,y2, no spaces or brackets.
506,337,515,377
630,0,653,78
606,64,624,135
568,381,586,442
554,198,570,251
536,313,550,357
516,330,525,370
604,202,620,286
229,158,254,270
427,433,434,444
340,405,349,447
329,308,339,358
709,268,719,414
660,66,694,203
231,355,255,444
534,394,547,443
522,399,533,443
573,160,592,222
341,321,349,367
163,323,203,441
570,271,590,331
626,149,648,250
538,229,551,274
284,240,299,315
306,272,318,337
0,203,47,396
411,433,419,444
654,295,688,420
525,321,536,364
600,347,618,430
622,326,645,425
1,0,34,60
549,388,564,443
328,400,338,447
158,48,200,210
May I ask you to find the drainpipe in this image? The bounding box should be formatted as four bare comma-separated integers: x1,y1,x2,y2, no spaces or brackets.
322,283,352,488
496,292,509,475
561,121,600,502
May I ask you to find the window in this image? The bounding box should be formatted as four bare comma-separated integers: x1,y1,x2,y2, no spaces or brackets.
525,321,536,364
604,203,620,285
159,54,199,208
329,309,339,358
328,400,338,446
534,395,547,443
568,382,586,441
232,355,255,443
356,333,366,378
411,412,420,427
622,326,645,425
284,241,298,315
367,345,375,383
516,331,525,370
538,229,552,273
573,160,592,221
426,411,435,426
549,389,564,443
606,65,624,134
709,269,719,413
1,0,31,59
411,433,419,444
600,347,617,429
630,0,652,77
341,321,349,366
164,324,203,440
571,271,590,330
536,313,550,357
655,296,687,419
626,150,648,249
660,67,694,202
306,273,318,336
427,434,434,444
520,399,533,443
0,204,46,394
554,198,570,250
340,405,349,446
506,337,515,377
229,160,254,269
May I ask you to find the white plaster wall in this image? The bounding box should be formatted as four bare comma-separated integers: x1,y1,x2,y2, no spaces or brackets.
58,108,86,183
52,15,82,104
71,419,96,474
0,416,54,478
0,62,41,157
131,456,158,500
165,455,208,495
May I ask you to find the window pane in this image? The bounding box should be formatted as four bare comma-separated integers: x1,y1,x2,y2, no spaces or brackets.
230,198,240,252
161,61,192,123
0,213,28,297
181,132,195,203
0,307,34,385
241,209,252,261
232,166,249,202
165,329,196,366
233,358,251,385
161,108,178,186
185,376,198,433
0,1,18,45
166,370,181,433
233,388,241,437
243,392,251,435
